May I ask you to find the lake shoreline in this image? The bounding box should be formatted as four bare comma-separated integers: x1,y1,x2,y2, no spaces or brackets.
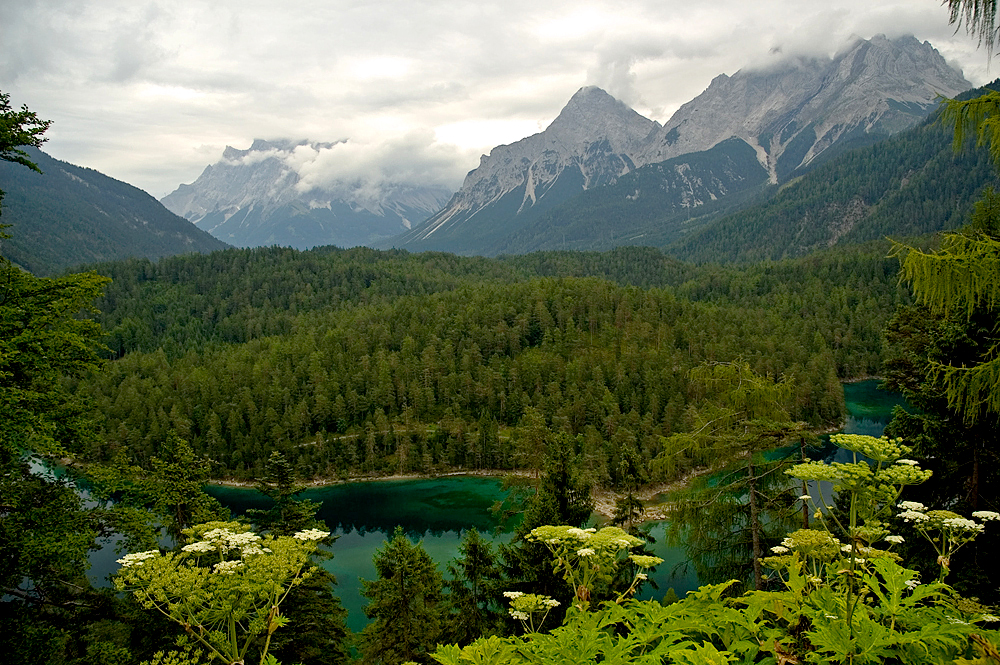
207,468,704,520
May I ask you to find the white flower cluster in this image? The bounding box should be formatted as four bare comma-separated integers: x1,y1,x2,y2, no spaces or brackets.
770,545,790,554
505,591,559,622
895,459,919,466
293,528,330,541
973,511,1000,521
898,501,926,511
904,579,921,590
181,541,215,554
884,535,904,544
898,510,930,523
117,550,159,568
565,527,593,540
942,517,985,533
798,495,812,501
213,560,244,575
201,528,262,553
628,554,664,569
576,548,596,557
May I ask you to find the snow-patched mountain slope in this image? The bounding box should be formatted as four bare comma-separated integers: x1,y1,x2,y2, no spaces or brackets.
392,87,659,249
392,35,970,256
161,139,451,250
640,35,971,181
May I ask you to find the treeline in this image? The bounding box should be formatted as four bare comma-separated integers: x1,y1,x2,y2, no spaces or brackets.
90,246,529,358
73,243,910,484
89,243,907,374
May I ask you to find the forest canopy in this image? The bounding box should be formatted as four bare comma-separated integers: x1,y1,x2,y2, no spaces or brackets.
65,242,910,484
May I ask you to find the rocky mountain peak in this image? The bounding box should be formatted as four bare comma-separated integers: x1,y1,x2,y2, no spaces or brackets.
640,34,970,180
392,35,973,256
547,86,661,151
392,86,658,248
161,139,450,250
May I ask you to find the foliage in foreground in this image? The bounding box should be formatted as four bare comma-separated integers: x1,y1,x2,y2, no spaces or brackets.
114,521,330,665
431,434,1000,665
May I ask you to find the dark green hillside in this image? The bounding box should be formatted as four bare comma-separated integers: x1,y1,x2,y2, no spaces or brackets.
0,147,228,275
88,246,531,357
668,84,1000,264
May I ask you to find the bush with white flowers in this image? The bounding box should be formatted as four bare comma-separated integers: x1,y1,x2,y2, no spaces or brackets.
894,503,997,581
114,520,328,665
526,525,661,610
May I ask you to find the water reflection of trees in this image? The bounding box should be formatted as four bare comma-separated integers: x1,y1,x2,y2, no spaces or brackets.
209,477,516,539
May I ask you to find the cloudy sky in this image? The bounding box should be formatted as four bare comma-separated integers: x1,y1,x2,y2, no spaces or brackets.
0,0,994,198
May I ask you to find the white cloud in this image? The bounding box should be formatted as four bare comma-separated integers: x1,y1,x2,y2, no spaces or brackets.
0,0,992,198
291,132,465,192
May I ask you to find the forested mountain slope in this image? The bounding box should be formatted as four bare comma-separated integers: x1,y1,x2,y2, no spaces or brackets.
668,83,1000,263
0,148,228,275
74,244,908,483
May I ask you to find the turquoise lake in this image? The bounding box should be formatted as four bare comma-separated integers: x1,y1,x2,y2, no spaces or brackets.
85,379,907,634
206,474,702,633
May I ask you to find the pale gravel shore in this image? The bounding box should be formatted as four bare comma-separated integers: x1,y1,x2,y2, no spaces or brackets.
206,468,534,489
209,468,706,521
591,468,711,520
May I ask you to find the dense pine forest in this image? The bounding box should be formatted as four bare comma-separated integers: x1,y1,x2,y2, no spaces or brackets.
67,242,907,483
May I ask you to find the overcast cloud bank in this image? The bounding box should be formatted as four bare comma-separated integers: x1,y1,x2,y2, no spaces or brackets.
0,0,991,197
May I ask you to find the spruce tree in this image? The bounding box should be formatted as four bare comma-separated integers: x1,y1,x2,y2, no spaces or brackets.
893,0,1000,421
443,529,504,645
360,526,444,665
656,361,802,589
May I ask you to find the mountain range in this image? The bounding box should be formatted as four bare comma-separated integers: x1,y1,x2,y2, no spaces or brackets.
388,34,971,256
161,139,452,250
2,33,986,274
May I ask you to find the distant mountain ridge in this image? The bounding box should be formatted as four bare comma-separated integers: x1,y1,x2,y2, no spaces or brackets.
388,34,970,256
387,87,659,253
161,139,452,250
0,148,228,275
492,138,771,255
640,35,969,181
666,81,1000,264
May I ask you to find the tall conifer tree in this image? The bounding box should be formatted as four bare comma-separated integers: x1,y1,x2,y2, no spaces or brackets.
360,526,444,665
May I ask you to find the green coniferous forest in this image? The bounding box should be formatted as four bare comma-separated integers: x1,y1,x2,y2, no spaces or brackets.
668,83,1000,264
67,241,907,484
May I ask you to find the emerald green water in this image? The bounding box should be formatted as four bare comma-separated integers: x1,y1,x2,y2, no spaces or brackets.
90,379,907,634
205,476,520,633
842,379,909,437
206,477,701,632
